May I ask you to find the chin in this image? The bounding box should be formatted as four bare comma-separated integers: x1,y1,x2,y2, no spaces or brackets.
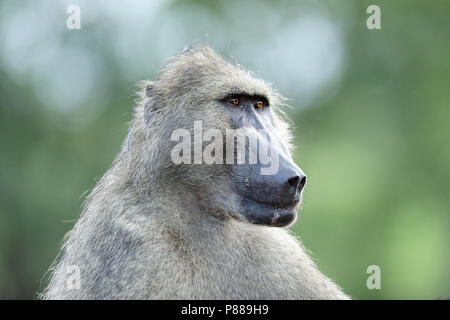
232,197,299,227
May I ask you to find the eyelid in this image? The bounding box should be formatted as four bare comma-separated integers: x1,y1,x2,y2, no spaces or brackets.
226,95,240,105
220,94,269,107
229,97,239,105
256,97,269,107
256,98,269,109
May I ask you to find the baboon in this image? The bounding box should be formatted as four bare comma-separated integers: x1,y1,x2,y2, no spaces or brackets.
42,45,349,300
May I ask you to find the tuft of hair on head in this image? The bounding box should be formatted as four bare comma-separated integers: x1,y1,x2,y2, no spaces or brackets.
135,43,295,151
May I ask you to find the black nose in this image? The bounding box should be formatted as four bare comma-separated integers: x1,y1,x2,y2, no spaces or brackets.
287,175,307,192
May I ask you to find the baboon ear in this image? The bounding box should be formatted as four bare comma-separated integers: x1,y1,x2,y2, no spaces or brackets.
144,82,157,125
145,82,154,97
144,81,157,111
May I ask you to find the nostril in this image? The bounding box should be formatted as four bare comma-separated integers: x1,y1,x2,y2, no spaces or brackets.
298,176,307,191
287,176,300,187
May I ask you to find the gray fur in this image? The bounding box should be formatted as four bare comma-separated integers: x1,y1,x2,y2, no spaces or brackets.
42,45,349,300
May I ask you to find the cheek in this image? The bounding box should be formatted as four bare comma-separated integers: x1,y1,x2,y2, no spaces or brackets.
225,110,245,129
190,165,235,206
197,103,230,126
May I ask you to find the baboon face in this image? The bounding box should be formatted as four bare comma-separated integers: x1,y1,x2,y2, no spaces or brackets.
216,94,306,227
146,46,306,227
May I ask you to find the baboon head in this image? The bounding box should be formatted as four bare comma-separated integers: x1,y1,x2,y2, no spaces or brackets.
135,45,306,227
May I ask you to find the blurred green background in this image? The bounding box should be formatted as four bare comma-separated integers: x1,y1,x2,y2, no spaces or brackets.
0,0,449,299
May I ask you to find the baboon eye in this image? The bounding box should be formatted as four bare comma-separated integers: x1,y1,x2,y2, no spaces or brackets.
229,97,240,106
255,101,264,109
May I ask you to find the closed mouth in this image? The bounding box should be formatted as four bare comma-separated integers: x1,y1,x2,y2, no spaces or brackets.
236,197,299,227
253,199,300,210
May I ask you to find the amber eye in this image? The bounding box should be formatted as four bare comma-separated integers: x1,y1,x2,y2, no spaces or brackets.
255,101,264,109
229,97,240,106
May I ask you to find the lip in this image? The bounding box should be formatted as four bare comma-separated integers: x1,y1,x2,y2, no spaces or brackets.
236,197,299,227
